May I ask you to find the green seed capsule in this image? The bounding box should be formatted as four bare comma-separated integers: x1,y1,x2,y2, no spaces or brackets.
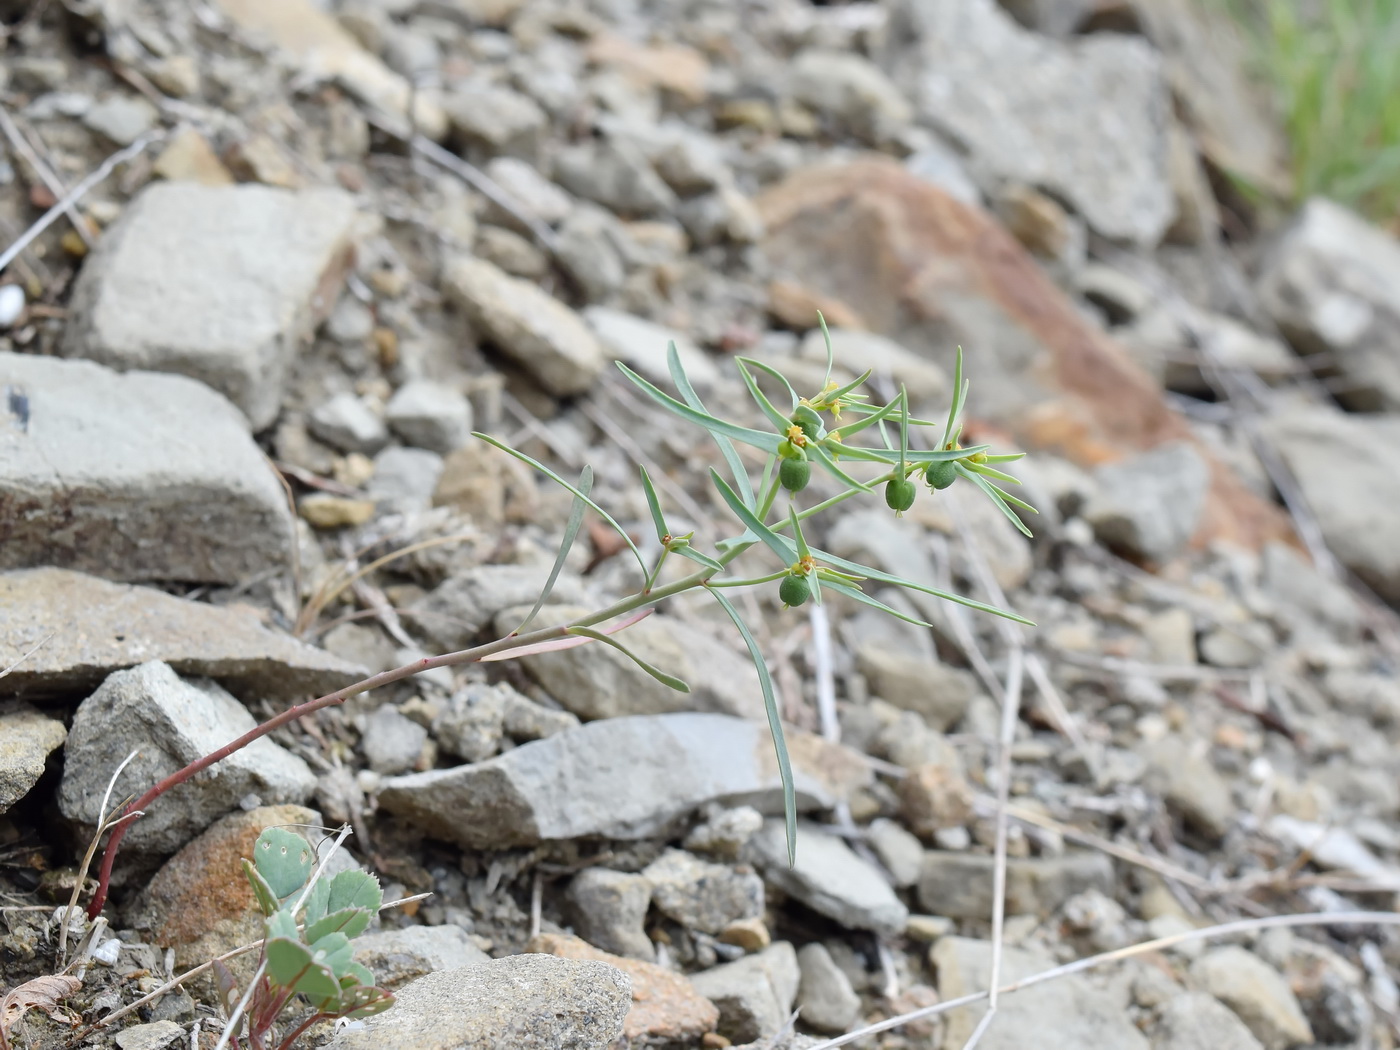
778,438,803,460
779,573,811,608
925,459,958,491
885,477,917,513
791,405,823,441
780,456,811,493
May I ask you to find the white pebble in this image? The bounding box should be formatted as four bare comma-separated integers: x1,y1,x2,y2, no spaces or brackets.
0,284,25,328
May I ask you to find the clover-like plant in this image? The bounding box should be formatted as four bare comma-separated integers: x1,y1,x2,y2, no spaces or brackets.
211,827,392,1050
86,319,1035,918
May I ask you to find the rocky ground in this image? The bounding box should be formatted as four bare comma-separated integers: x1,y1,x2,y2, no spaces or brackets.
3,0,1400,1047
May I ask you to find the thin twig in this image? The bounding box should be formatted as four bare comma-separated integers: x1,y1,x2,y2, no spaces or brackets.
0,632,53,679
0,107,95,249
60,749,140,962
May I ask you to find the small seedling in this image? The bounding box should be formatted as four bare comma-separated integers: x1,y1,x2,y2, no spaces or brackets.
212,828,391,1050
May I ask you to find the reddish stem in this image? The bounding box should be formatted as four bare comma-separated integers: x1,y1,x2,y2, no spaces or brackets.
275,1013,331,1050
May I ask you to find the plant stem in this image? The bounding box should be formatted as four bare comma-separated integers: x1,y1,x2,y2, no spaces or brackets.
275,1013,330,1050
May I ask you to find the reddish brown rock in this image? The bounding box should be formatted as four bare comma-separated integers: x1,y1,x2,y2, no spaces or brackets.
757,157,1294,552
528,932,719,1047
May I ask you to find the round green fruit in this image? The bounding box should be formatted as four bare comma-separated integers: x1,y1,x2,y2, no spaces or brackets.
779,574,811,608
779,456,811,493
924,459,958,491
885,477,917,512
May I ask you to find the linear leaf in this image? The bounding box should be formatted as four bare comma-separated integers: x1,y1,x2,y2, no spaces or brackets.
475,435,646,575
959,466,1036,537
835,443,989,467
965,463,1023,486
619,362,782,455
735,359,796,431
818,310,834,389
738,357,801,412
821,368,874,409
565,626,690,692
810,545,1035,625
808,440,874,492
820,578,933,627
944,346,966,440
788,505,812,561
639,465,668,543
711,591,796,865
480,609,654,660
711,470,798,564
514,465,594,635
672,544,725,571
829,397,904,441
667,343,754,509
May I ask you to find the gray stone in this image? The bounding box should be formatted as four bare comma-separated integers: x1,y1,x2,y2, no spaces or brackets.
796,327,948,411
584,306,719,395
444,256,605,397
475,225,549,279
1152,993,1265,1050
796,943,861,1034
676,186,763,247
567,867,655,961
482,157,574,229
434,682,507,763
790,49,913,145
0,708,66,813
0,356,296,584
328,297,375,343
866,817,924,889
61,182,357,429
445,82,548,162
684,805,765,859
386,380,473,453
411,566,587,650
642,848,764,934
1085,441,1209,563
58,661,316,853
1198,626,1268,669
887,0,1172,245
905,138,982,206
377,712,870,850
324,955,630,1050
1260,542,1361,640
83,93,159,145
690,942,799,1045
652,130,732,195
1256,198,1400,411
309,392,389,454
362,705,428,775
917,850,1114,919
114,1020,184,1050
934,936,1150,1050
854,642,976,732
502,690,581,742
1190,947,1313,1050
1257,407,1400,602
554,205,628,303
500,605,763,722
351,925,490,989
367,447,445,512
0,568,364,701
554,139,678,218
750,821,907,936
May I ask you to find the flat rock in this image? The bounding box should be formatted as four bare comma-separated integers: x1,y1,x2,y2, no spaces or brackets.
0,707,66,813
690,942,799,1045
0,355,296,583
1258,406,1400,602
377,712,870,849
58,662,316,853
886,0,1172,245
1085,441,1210,563
1190,946,1314,1050
528,933,719,1047
757,158,1293,554
0,568,364,700
352,925,491,989
750,821,908,936
61,182,358,430
1153,991,1267,1050
934,935,1149,1049
324,954,631,1050
444,255,605,398
1256,198,1400,412
917,850,1114,919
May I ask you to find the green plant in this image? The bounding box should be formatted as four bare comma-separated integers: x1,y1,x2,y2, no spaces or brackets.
86,319,1035,920
212,827,391,1050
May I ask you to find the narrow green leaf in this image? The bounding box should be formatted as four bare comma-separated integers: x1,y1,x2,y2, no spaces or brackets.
810,545,1036,625
619,362,783,455
834,443,989,467
982,452,1027,463
807,440,874,492
898,386,910,477
672,544,725,571
828,396,903,441
667,343,754,510
711,591,796,865
639,465,668,544
819,577,933,627
965,463,1023,486
565,626,691,692
710,469,798,564
735,359,797,432
820,368,874,409
738,357,801,412
787,505,811,561
944,346,966,441
958,466,1037,537
514,465,594,635
476,434,647,575
818,310,834,390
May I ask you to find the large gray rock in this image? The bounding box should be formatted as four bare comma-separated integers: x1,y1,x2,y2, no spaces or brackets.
0,355,296,584
1190,947,1314,1050
1085,441,1209,563
377,712,870,849
567,867,654,961
324,955,631,1050
0,568,364,701
61,182,357,429
886,0,1173,245
917,850,1114,919
0,708,66,813
443,256,605,397
1258,406,1400,602
690,942,799,1045
351,925,491,989
1257,198,1400,411
1153,992,1266,1050
58,661,316,853
934,936,1150,1049
750,821,908,936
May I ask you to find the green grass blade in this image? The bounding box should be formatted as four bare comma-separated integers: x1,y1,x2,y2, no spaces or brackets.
819,577,932,627
667,343,754,510
639,465,668,543
619,362,783,455
672,544,725,571
513,465,594,635
787,505,812,561
475,435,647,575
956,466,1036,538
943,345,964,441
735,358,798,431
810,545,1035,625
965,463,1022,486
898,386,910,477
565,626,691,692
829,396,903,441
711,469,798,564
711,590,796,865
